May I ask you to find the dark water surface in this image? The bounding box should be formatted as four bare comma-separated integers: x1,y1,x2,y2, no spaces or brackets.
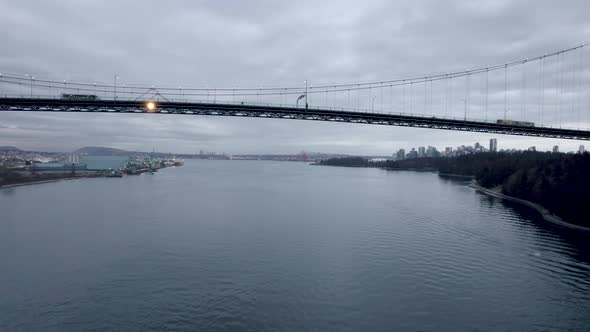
1,161,589,331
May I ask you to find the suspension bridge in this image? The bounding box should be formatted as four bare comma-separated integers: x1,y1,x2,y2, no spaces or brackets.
0,42,589,140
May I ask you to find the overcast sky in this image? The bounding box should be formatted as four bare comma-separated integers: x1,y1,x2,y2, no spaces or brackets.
0,0,589,154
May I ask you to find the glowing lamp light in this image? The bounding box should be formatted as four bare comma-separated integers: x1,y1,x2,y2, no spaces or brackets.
146,101,156,111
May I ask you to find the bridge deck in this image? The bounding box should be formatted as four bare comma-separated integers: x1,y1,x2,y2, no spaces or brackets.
1,98,589,140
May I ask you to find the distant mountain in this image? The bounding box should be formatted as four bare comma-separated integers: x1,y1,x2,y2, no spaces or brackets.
74,146,130,156
0,146,20,151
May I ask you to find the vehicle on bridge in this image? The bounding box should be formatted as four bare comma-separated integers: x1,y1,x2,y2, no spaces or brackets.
61,94,100,101
496,119,535,127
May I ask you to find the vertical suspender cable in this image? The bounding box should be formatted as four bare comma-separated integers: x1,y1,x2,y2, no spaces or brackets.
380,83,383,112
540,57,545,124
429,79,433,114
390,84,393,113
357,84,360,110
577,47,584,124
485,68,489,121
450,75,453,117
402,80,406,113
347,89,350,109
504,64,508,120
410,81,413,114
425,78,428,113
465,72,471,118
558,52,563,127
522,60,527,121
444,74,449,117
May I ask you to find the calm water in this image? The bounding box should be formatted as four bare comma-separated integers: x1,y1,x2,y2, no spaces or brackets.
1,161,589,331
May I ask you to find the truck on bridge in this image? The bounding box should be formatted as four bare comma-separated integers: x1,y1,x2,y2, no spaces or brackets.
61,94,100,101
496,119,535,127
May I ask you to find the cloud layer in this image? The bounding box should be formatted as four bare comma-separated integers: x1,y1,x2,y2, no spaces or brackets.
0,0,589,154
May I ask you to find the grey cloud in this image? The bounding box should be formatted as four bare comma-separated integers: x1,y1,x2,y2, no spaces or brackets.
0,0,589,154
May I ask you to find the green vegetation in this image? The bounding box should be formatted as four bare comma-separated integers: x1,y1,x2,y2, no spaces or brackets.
321,152,590,227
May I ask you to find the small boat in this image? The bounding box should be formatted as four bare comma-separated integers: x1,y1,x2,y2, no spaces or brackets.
105,169,123,178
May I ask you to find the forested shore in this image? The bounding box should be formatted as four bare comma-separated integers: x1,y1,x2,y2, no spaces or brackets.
320,152,590,227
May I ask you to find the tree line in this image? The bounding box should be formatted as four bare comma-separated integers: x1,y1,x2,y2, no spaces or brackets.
320,152,590,227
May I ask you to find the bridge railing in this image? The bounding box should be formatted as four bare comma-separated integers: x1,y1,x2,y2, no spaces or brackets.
1,93,588,132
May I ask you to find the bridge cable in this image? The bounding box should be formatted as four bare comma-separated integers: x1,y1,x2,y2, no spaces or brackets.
379,83,383,112
444,74,449,117
570,50,576,125
538,58,545,123
578,45,585,124
429,79,433,115
575,46,583,125
424,78,427,114
347,89,350,109
450,75,454,117
468,73,471,117
389,84,393,113
410,82,413,114
504,64,508,120
402,80,406,113
356,85,361,110
485,68,489,121
522,60,527,121
2,44,587,95
558,52,563,128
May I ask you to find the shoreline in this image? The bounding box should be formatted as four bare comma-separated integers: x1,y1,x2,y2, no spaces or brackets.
437,172,474,179
314,163,590,232
470,181,590,232
0,175,99,190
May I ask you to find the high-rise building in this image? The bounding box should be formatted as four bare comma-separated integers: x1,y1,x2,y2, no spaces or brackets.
407,148,418,159
552,145,559,153
396,149,405,160
528,146,536,152
489,138,497,152
426,146,439,157
418,146,426,158
579,145,586,154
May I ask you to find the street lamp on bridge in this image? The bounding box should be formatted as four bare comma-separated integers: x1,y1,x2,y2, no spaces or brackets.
305,80,308,110
114,74,119,100
146,101,156,112
25,73,34,97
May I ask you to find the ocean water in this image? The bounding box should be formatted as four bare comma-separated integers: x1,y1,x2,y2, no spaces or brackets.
1,160,589,331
